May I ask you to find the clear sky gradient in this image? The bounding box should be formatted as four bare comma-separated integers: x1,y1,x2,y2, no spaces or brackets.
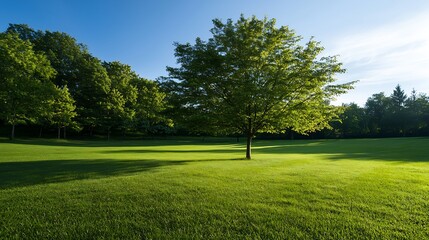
1,0,429,105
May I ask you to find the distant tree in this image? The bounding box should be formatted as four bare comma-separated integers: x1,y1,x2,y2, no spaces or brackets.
75,54,111,135
338,103,367,137
101,89,124,140
163,15,355,159
102,61,138,139
391,84,407,109
133,78,171,135
0,33,56,139
388,85,407,136
34,80,60,137
48,86,78,139
405,90,429,135
365,92,390,136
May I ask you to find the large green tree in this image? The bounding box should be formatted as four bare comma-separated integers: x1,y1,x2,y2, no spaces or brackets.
0,33,56,139
164,16,355,159
35,31,111,134
102,61,138,139
75,54,111,135
7,25,111,135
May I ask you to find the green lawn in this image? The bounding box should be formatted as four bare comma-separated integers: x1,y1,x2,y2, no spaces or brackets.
1,137,428,239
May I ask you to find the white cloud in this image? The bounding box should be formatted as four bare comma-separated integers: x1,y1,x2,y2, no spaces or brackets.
327,11,429,105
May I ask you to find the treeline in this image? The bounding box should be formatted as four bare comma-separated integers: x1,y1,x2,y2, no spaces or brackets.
1,24,429,140
329,85,429,138
247,85,429,140
0,24,171,139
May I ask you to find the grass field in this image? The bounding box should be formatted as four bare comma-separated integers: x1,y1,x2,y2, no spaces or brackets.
1,137,428,239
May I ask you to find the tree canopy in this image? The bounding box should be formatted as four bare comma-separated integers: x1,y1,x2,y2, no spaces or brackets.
0,32,56,139
163,15,355,159
0,24,169,139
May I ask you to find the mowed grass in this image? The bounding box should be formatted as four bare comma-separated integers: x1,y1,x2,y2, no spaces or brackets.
0,137,428,239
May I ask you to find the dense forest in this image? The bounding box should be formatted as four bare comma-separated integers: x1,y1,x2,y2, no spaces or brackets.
1,24,428,139
328,85,429,138
0,24,171,139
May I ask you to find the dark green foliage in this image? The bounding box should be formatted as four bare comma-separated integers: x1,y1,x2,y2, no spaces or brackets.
335,103,367,137
365,92,390,135
133,77,171,135
75,54,111,133
404,90,429,135
6,23,42,42
391,84,407,108
330,85,429,138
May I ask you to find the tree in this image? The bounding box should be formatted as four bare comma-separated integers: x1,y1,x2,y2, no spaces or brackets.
10,27,111,135
33,31,89,89
133,78,171,135
102,61,170,138
102,61,138,139
391,84,407,109
163,15,355,159
365,92,390,136
75,54,111,135
6,23,42,42
337,103,367,137
0,33,56,139
405,90,429,135
48,86,78,139
388,85,407,136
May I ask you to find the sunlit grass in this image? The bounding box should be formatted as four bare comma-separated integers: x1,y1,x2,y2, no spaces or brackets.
1,137,428,239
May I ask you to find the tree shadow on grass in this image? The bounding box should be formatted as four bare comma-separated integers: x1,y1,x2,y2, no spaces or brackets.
0,138,242,148
0,158,243,190
0,138,157,148
103,148,243,154
253,138,429,162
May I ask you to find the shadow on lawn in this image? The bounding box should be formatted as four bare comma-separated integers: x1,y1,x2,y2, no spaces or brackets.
0,137,242,148
103,138,429,162
253,138,429,162
0,158,241,190
103,148,243,154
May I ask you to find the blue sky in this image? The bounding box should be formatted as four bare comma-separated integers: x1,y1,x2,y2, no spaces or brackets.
1,0,429,105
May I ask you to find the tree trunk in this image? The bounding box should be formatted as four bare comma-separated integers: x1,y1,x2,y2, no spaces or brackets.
57,127,61,139
10,124,15,140
89,126,93,137
246,134,252,160
107,127,111,141
39,126,43,138
246,114,253,160
63,126,67,139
